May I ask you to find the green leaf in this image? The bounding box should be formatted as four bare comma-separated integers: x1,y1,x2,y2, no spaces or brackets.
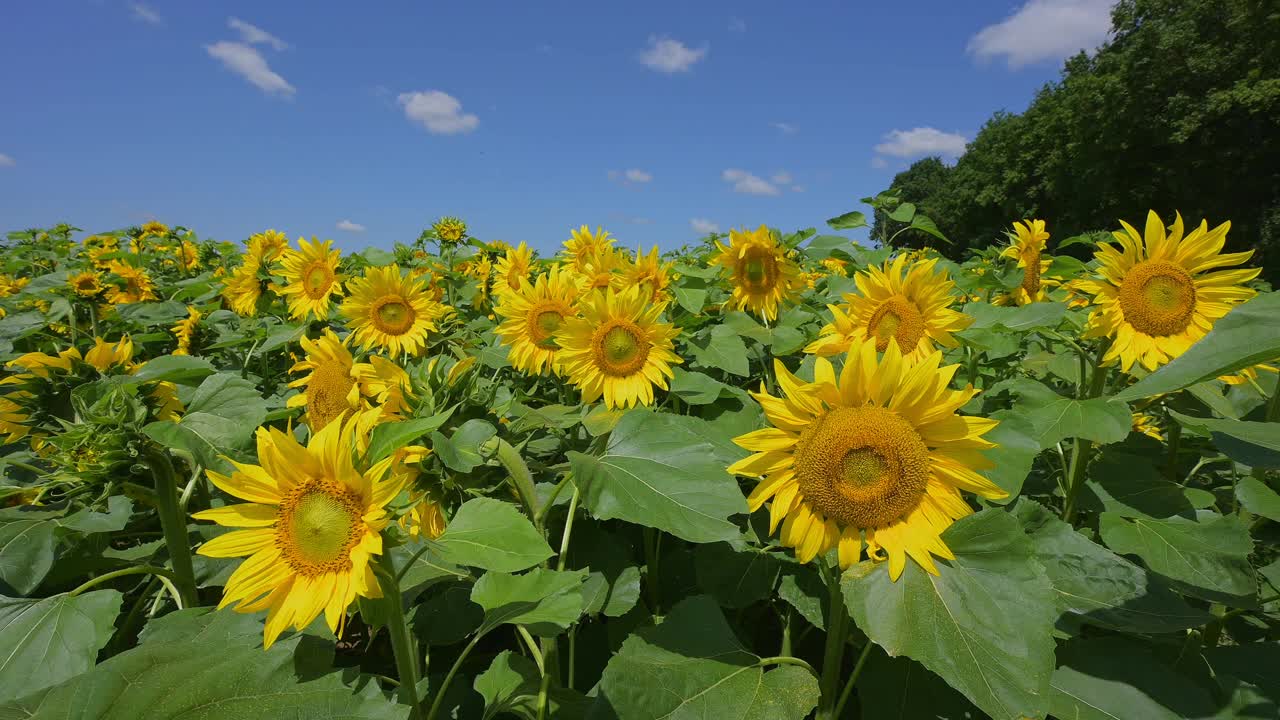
990,378,1131,448
981,410,1041,500
474,650,541,720
471,568,587,636
593,595,819,720
1114,291,1280,401
143,418,237,475
669,368,734,405
962,301,1068,331
1011,499,1209,633
842,510,1057,720
888,202,917,223
0,608,400,719
691,324,750,377
128,354,216,385
1203,643,1280,719
568,410,747,544
857,650,980,720
1099,511,1255,604
413,582,482,646
1236,477,1280,522
0,589,122,703
777,566,827,630
909,214,950,244
673,286,707,314
1081,448,1209,519
825,210,868,230
186,373,267,428
1169,410,1280,469
59,496,132,534
1050,637,1221,720
365,408,455,464
0,509,58,595
431,419,498,472
694,542,783,609
432,498,553,572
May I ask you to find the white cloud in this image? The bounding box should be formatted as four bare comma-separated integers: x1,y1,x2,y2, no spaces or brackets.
131,3,161,25
870,156,889,169
722,168,780,196
691,218,720,234
336,219,366,233
874,127,968,158
728,17,747,33
639,36,707,73
771,171,794,186
397,91,479,135
0,153,14,167
771,122,798,135
229,17,289,51
968,0,1114,69
205,41,295,97
625,168,652,183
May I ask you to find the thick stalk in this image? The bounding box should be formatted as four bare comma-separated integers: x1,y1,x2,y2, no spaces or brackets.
492,439,541,530
816,563,849,720
142,445,198,607
1061,342,1111,523
643,527,662,615
375,554,423,719
69,565,181,606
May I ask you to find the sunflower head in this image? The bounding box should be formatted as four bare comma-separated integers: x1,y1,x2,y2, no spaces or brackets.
105,261,158,305
612,246,672,302
495,267,580,376
138,221,170,239
178,240,201,271
805,255,971,363
171,306,202,356
288,329,360,431
277,237,344,320
341,265,450,358
713,225,803,322
432,216,468,244
493,242,534,299
193,417,408,648
1074,211,1259,371
728,338,1006,579
998,219,1053,305
555,285,682,409
68,271,103,298
563,226,616,273
222,259,267,317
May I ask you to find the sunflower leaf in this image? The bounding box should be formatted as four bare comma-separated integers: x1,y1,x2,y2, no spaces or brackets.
842,509,1058,720
1099,510,1255,605
1049,636,1222,720
471,568,587,636
0,589,122,703
988,378,1131,448
431,497,553,573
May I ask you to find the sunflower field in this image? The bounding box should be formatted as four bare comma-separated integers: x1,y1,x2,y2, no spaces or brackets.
0,207,1277,720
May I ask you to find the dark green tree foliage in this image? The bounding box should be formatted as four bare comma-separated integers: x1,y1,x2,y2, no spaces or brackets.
877,0,1280,278
869,157,952,249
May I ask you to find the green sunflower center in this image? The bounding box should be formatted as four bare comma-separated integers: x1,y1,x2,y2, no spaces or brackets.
793,407,929,529
306,360,354,431
1118,260,1196,336
867,296,925,353
531,308,564,349
372,296,416,335
304,263,333,298
278,481,365,575
593,321,650,377
740,247,778,294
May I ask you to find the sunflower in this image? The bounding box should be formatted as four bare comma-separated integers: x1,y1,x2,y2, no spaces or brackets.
433,216,468,244
247,229,290,264
288,330,362,431
713,225,803,322
996,219,1054,306
493,242,533,298
555,285,682,409
178,240,201,272
612,246,672,302
401,494,447,540
805,255,971,364
171,306,201,356
728,338,1007,579
277,237,344,320
104,261,158,304
495,267,580,376
68,271,103,298
563,226,616,273
820,257,848,276
1131,412,1163,441
0,395,32,444
341,265,449,358
222,259,265,317
1221,364,1279,387
350,355,413,420
192,417,406,648
577,247,624,292
1074,211,1259,372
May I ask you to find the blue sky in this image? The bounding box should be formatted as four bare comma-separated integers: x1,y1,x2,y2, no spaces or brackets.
0,1,1116,254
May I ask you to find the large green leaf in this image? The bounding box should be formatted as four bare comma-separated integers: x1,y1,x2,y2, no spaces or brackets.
825,210,868,231
842,510,1057,720
473,650,590,720
1114,291,1280,401
128,354,216,385
690,324,750,377
981,410,1041,500
962,301,1068,331
184,373,267,427
1169,410,1280,469
989,378,1131,448
693,541,783,609
1050,637,1221,720
1236,477,1280,522
1081,448,1212,519
0,590,122,703
1011,500,1209,633
1203,643,1280,720
0,608,400,719
364,408,456,464
432,419,498,472
0,508,58,595
592,595,819,720
856,650,980,720
568,410,747,544
431,498,553,572
471,568,587,636
1099,511,1255,604
668,368,735,405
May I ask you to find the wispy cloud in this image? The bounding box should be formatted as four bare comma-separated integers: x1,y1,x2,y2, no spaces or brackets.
771,171,793,186
0,153,15,168
609,168,653,185
771,122,798,135
131,3,161,25
968,0,1114,69
874,127,968,159
722,169,779,196
639,36,708,73
691,218,720,234
728,17,747,33
229,17,289,51
397,91,479,135
205,41,295,97
336,219,366,233
870,156,889,169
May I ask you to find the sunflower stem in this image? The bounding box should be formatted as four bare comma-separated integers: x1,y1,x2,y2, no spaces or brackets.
493,438,541,531
1061,341,1111,523
834,641,875,719
426,632,482,720
141,444,198,608
816,561,849,720
375,554,423,720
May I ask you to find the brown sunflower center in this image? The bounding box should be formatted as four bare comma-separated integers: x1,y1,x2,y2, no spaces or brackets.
592,320,650,377
1118,260,1196,336
866,296,926,353
306,360,355,430
528,306,565,349
303,263,334,298
792,406,930,529
1021,253,1042,298
371,296,416,335
276,480,364,575
739,247,778,294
